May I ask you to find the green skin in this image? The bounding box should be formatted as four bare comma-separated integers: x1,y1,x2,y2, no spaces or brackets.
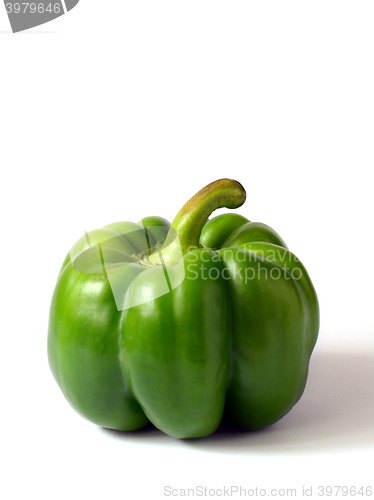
48,179,319,438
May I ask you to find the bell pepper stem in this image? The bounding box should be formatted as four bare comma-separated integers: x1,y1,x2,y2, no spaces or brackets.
149,179,246,266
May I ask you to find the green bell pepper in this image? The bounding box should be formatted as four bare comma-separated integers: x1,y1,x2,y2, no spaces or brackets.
48,179,319,438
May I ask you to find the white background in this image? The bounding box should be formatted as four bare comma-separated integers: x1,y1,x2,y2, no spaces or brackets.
1,2,373,499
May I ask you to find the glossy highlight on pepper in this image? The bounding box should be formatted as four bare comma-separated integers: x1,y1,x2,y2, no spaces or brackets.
48,179,319,438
